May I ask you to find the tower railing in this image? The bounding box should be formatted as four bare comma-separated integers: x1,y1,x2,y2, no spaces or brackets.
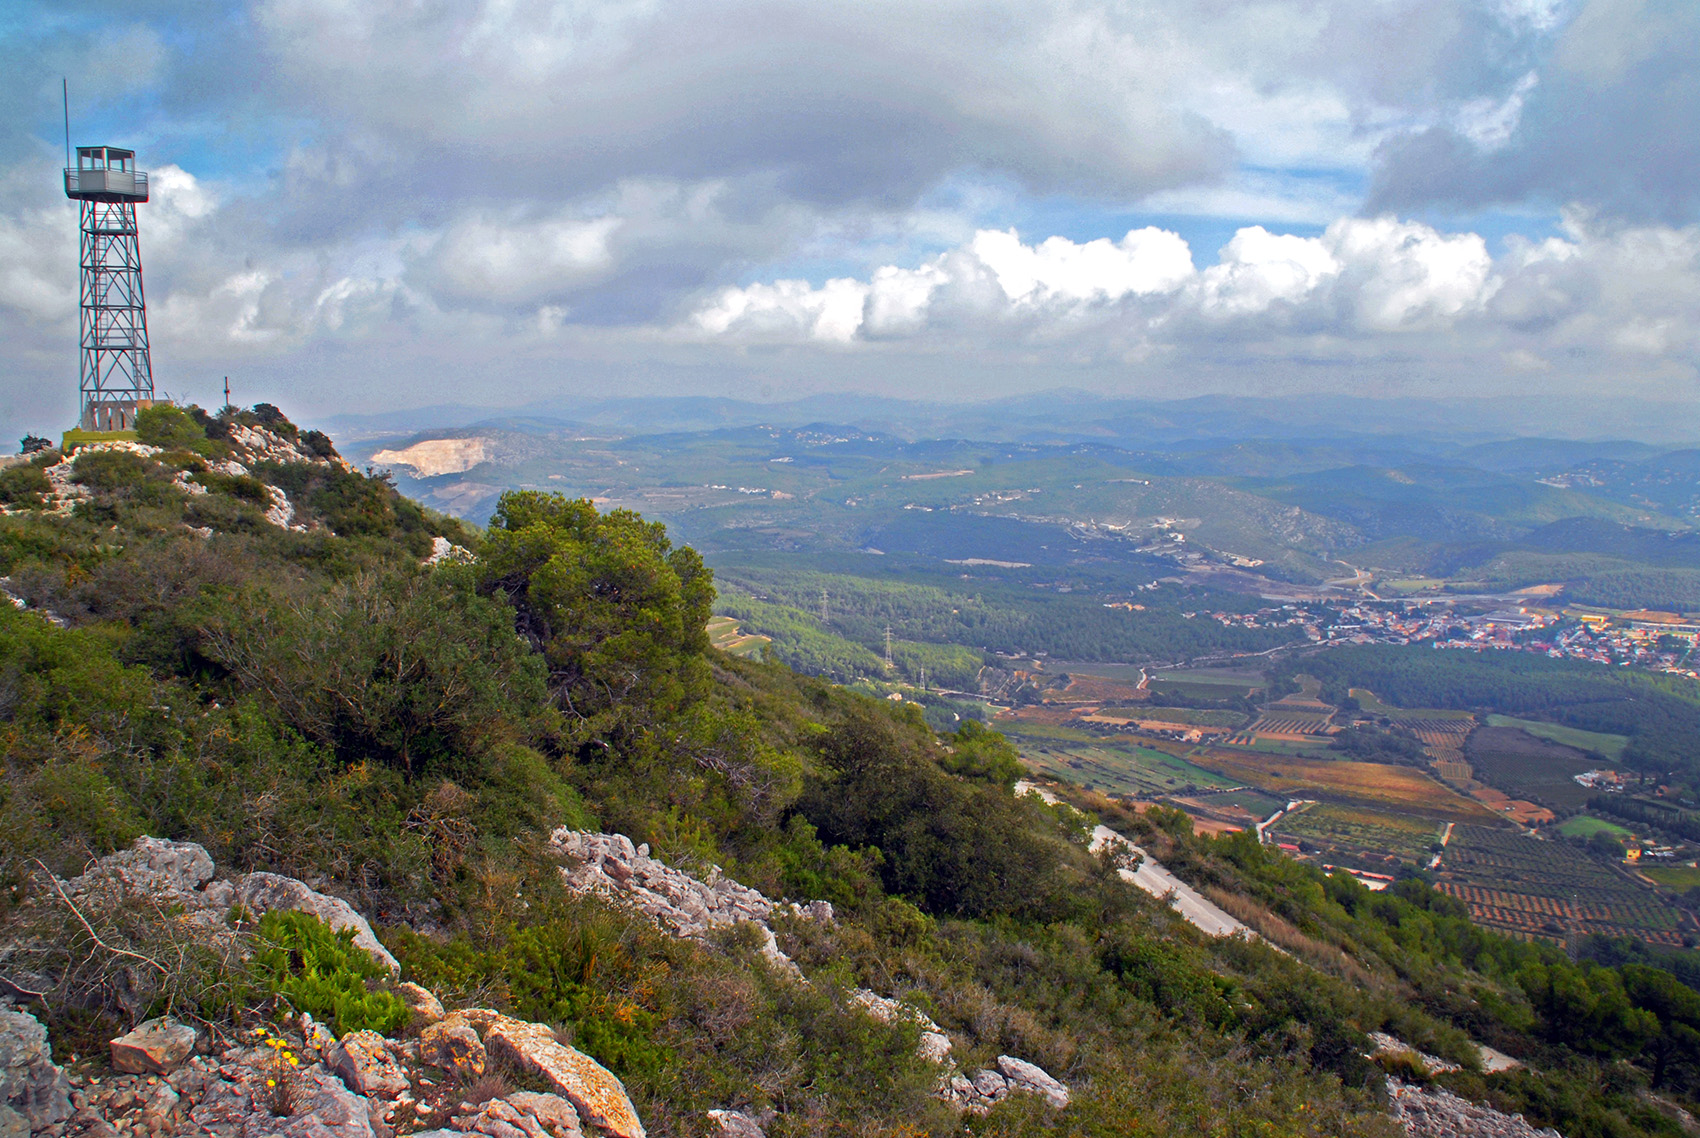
64,169,150,202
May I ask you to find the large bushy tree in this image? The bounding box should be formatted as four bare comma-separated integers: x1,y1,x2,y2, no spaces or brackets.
478,492,714,731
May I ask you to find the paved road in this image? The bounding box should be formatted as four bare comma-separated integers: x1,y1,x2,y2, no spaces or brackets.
1018,781,1255,940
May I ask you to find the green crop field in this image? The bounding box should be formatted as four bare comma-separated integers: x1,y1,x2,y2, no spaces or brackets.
1095,706,1251,728
1151,666,1269,687
1557,815,1635,839
1350,689,1474,721
1274,803,1444,862
1639,865,1700,892
1004,725,1239,797
1484,715,1630,760
1199,788,1288,818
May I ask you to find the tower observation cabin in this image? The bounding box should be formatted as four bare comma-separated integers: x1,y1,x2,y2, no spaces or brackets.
64,146,154,431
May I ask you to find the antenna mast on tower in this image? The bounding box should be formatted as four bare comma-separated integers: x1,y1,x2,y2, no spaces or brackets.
884,625,894,669
64,136,154,430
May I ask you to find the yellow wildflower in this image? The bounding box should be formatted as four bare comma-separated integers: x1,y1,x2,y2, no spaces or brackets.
266,1079,276,1088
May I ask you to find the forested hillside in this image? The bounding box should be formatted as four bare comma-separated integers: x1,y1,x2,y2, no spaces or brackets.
713,564,1293,685
2,405,1699,1138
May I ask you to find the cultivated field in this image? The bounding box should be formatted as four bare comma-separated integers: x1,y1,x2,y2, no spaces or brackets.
1236,712,1333,739
1483,715,1630,761
1407,720,1473,761
1149,665,1267,690
1274,803,1444,862
1556,815,1633,839
1045,673,1148,704
1469,785,1556,826
706,616,771,659
1005,724,1238,797
1639,865,1700,892
1189,749,1500,821
1095,706,1250,728
1349,689,1473,722
1437,826,1684,946
1467,726,1599,811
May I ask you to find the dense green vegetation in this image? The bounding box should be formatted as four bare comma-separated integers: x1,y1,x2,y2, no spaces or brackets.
1565,569,1700,612
715,563,1295,684
1121,808,1700,1133
1290,646,1700,783
252,911,413,1036
4,406,1699,1136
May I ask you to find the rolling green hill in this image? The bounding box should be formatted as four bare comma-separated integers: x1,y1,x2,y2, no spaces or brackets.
5,402,1700,1138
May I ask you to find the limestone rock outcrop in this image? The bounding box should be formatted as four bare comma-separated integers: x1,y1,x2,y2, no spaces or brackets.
483,1016,645,1138
428,1010,644,1138
110,1017,197,1075
550,831,802,977
550,830,965,1071
0,1005,72,1135
51,837,399,977
941,1055,1071,1113
325,1032,409,1099
396,983,445,1025
441,1092,583,1138
847,989,953,1065
1368,1032,1462,1077
1388,1079,1561,1138
707,1108,766,1137
230,873,400,977
419,1022,485,1078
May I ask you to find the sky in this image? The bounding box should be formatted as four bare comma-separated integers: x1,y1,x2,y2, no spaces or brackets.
2,0,1699,437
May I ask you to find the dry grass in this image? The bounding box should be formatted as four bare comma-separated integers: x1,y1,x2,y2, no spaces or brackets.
1189,750,1500,821
1203,886,1383,991
1046,675,1146,704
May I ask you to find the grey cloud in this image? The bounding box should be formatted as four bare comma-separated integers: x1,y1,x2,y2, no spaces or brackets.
1369,0,1700,223
252,0,1237,208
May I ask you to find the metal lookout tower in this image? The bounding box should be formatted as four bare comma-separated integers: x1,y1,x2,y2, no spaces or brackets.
64,145,154,431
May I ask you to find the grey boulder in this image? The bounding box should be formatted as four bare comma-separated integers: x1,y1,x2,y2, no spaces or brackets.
0,1005,72,1131
110,1016,198,1074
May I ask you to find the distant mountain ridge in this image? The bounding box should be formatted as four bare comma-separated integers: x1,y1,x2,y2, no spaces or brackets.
314,389,1700,449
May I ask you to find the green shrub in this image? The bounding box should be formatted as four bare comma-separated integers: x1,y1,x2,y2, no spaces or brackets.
192,470,271,505
0,463,50,507
252,910,410,1035
135,405,207,451
251,404,299,440
390,910,674,1080
794,705,1071,918
69,450,181,512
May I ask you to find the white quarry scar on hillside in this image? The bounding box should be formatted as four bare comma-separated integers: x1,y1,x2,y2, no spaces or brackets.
1015,781,1254,940
369,436,490,477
